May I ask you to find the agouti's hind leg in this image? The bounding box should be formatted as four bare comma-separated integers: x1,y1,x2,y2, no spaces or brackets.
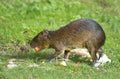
97,48,104,59
86,41,98,65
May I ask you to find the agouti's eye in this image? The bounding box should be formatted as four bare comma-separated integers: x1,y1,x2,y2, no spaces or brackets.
36,37,44,42
35,38,40,42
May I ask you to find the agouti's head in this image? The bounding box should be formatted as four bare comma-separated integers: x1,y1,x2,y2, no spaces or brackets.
30,30,50,52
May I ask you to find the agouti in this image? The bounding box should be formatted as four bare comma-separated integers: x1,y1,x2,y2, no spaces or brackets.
30,18,106,66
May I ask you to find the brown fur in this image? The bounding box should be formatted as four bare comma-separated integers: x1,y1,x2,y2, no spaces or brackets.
30,18,106,65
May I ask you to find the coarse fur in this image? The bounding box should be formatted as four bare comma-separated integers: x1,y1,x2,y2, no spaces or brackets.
30,18,106,66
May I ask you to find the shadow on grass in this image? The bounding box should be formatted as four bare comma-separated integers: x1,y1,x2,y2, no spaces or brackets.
10,50,52,62
69,55,91,65
1,48,91,65
0,49,53,63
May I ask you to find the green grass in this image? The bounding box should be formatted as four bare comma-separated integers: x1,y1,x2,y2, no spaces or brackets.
0,0,120,79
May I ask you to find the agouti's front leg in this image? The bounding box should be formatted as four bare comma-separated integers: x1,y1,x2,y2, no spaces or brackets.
64,50,70,62
48,49,64,62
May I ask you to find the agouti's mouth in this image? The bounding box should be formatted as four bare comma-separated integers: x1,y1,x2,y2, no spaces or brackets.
34,47,41,52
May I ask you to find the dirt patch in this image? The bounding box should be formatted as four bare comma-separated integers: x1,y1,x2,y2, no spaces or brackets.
0,43,30,56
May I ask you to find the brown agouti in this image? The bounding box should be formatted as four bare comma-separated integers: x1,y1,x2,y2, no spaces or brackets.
30,18,106,66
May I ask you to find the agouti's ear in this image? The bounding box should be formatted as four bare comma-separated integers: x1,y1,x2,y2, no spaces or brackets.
42,30,49,36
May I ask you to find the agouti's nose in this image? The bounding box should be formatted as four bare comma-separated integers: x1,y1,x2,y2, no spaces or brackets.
30,43,33,47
